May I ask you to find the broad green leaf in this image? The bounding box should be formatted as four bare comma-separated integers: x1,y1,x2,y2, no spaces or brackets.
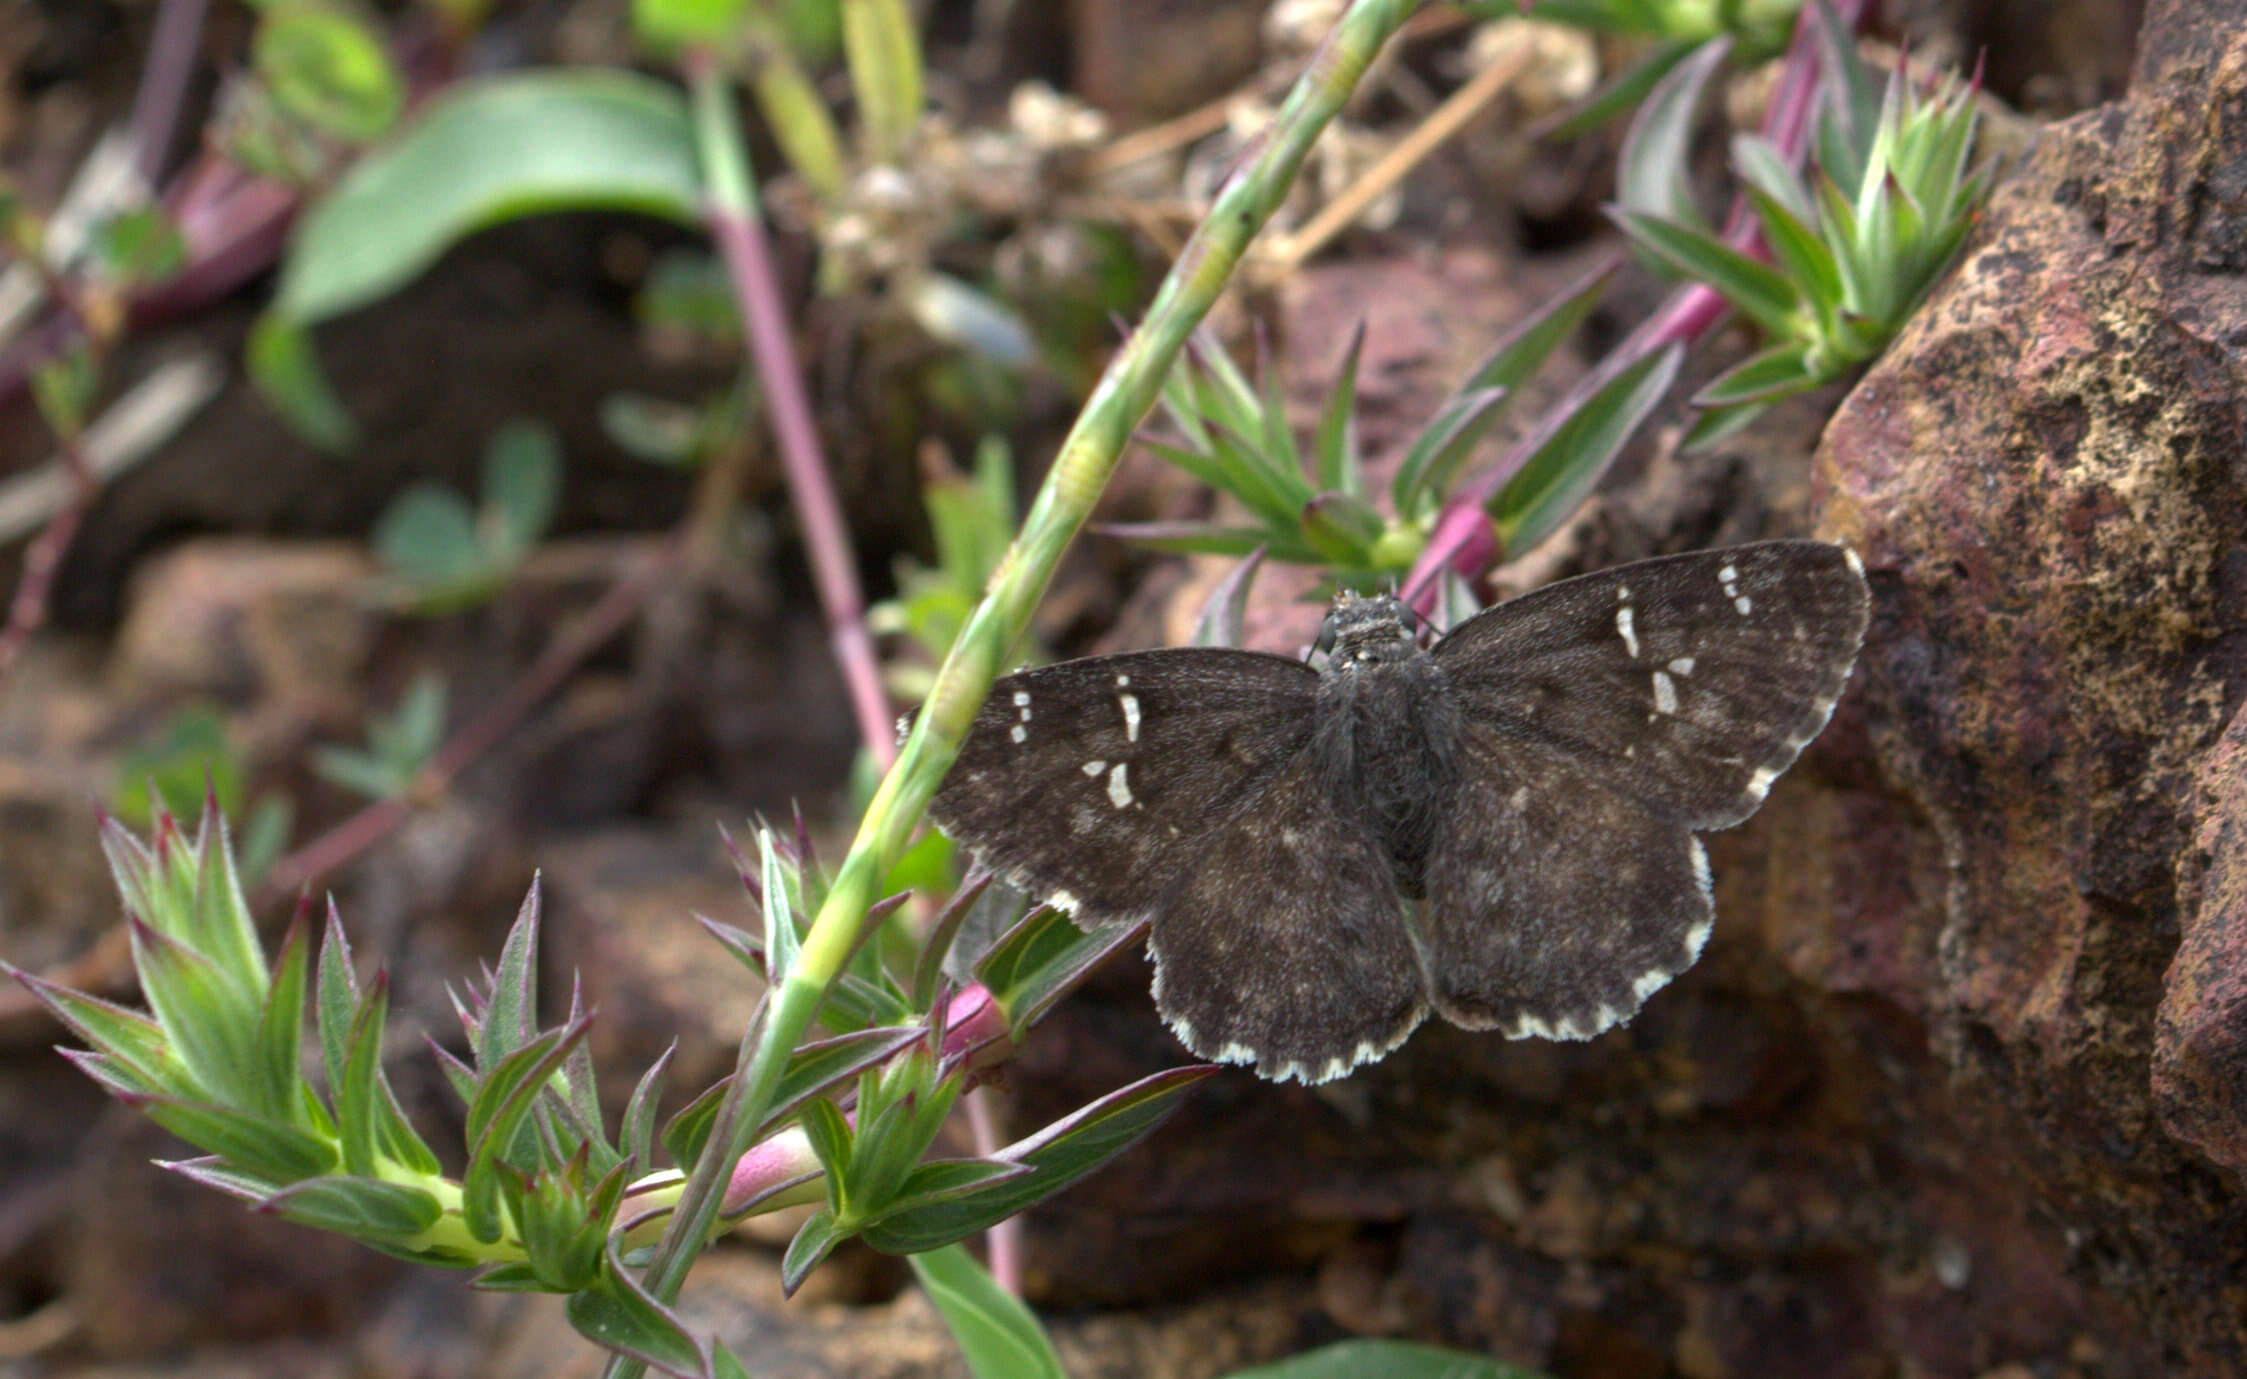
860,1066,1213,1254
259,1174,443,1238
275,70,701,325
255,6,404,142
90,207,188,286
1223,1339,1554,1379
910,1244,1067,1379
1490,344,1682,557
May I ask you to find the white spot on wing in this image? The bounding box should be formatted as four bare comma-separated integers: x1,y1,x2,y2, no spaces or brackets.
1119,692,1141,742
1009,724,1027,743
1734,594,1754,616
1115,674,1130,688
1668,656,1695,676
1082,759,1106,776
1718,563,1738,585
1046,889,1080,913
1012,690,1030,707
1689,836,1712,899
1509,786,1529,811
1615,605,1640,658
1105,762,1134,809
1651,669,1678,714
1844,545,1865,577
1744,763,1779,800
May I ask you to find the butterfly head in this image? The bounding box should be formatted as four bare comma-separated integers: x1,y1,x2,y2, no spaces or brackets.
1315,590,1421,667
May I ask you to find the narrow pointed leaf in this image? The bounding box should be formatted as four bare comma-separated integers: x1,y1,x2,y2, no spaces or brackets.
1694,343,1818,407
1094,522,1277,558
1313,322,1366,495
1191,548,1267,649
130,1091,338,1180
1612,210,1799,337
128,917,259,1108
1388,386,1509,520
623,1043,676,1175
913,874,993,1007
1298,491,1386,566
1744,186,1842,324
1490,344,1682,556
1539,37,1699,140
974,906,1145,1034
780,1209,851,1297
316,900,358,1093
480,882,543,1069
757,1025,928,1138
5,965,175,1085
858,1066,1214,1254
565,1238,711,1379
259,1174,443,1238
1616,37,1730,228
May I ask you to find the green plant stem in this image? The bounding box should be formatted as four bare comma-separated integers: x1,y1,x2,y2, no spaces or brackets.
626,0,1425,1345
685,48,896,769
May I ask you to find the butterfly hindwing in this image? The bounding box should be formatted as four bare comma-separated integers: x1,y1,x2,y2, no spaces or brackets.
1432,541,1869,831
1148,749,1428,1083
929,648,1320,926
1422,724,1711,1039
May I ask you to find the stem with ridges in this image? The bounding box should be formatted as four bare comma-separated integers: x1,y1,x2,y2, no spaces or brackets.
625,0,1425,1339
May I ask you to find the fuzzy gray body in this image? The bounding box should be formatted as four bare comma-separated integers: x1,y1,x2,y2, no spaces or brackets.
1310,596,1463,900
928,541,1871,1084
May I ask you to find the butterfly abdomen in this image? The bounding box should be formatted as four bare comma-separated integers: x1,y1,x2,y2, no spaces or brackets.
1312,637,1464,899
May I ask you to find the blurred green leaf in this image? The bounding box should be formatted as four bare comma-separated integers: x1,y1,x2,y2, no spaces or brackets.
482,419,562,557
113,706,245,828
90,207,188,286
841,0,924,165
248,313,357,450
255,6,405,142
1615,37,1729,231
1613,209,1799,336
374,486,486,589
30,345,98,439
1224,1339,1555,1379
634,0,754,49
911,1244,1067,1379
275,70,700,326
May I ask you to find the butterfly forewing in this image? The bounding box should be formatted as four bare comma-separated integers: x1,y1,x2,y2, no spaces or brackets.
929,648,1320,926
1432,541,1869,831
1148,749,1427,1083
1423,724,1712,1039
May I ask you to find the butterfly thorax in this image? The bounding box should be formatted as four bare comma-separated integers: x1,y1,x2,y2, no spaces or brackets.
1310,595,1464,898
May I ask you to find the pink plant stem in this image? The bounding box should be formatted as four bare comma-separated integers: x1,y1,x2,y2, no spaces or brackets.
966,1086,1024,1292
128,0,210,185
685,49,896,771
0,439,96,686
